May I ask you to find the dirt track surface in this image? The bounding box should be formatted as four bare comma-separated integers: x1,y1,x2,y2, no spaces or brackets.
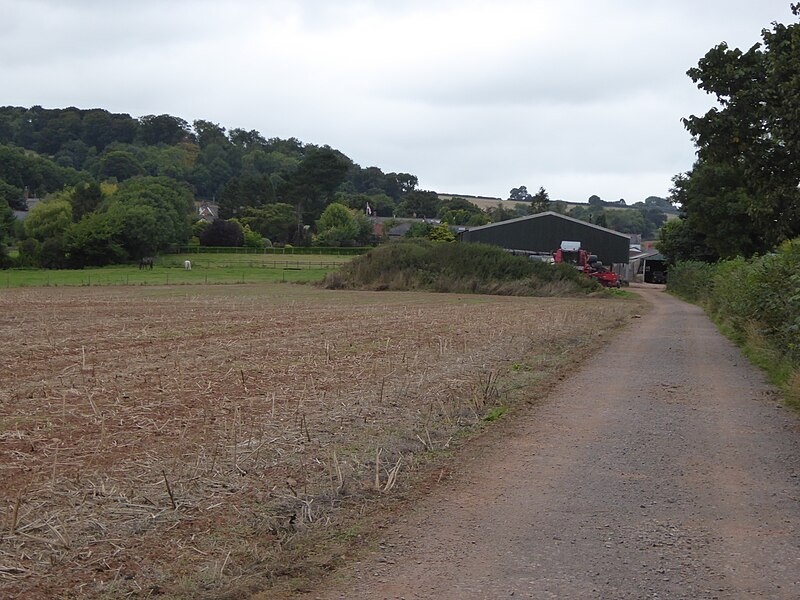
312,286,800,599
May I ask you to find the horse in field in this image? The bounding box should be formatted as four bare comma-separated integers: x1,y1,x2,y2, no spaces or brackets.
139,257,155,270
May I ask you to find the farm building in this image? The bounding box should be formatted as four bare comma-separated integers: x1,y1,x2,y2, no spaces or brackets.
620,248,667,283
458,211,630,267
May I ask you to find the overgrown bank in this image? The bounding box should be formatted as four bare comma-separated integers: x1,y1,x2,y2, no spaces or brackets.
324,239,600,296
667,238,800,405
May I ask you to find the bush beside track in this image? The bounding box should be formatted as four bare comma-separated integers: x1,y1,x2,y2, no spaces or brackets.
323,239,600,296
667,238,800,405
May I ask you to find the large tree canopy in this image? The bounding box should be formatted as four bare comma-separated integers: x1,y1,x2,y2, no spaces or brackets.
671,4,800,261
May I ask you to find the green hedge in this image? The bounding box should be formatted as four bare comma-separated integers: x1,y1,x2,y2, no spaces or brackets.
324,239,600,296
668,238,800,367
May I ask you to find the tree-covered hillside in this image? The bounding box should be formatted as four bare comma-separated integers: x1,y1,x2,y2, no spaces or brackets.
0,106,423,266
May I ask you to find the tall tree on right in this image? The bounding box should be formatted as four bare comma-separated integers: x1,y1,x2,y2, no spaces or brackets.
672,3,800,261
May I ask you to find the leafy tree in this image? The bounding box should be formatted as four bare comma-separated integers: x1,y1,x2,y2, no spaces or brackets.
388,172,418,196
63,211,126,266
218,174,276,218
396,190,440,218
0,179,23,210
192,219,210,239
438,197,484,224
0,198,13,257
69,182,104,221
137,114,191,146
23,198,73,241
428,222,456,242
509,186,531,202
605,208,644,234
677,4,800,257
281,146,350,228
38,237,68,269
314,202,370,246
106,202,166,259
405,222,434,238
529,186,550,214
199,219,244,246
588,195,603,206
335,192,395,217
229,128,267,150
238,203,298,245
670,162,759,259
0,144,88,196
241,224,264,248
110,176,194,248
97,150,145,181
192,120,229,149
486,203,517,223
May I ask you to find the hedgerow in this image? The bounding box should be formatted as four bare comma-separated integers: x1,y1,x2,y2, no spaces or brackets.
668,238,800,402
324,239,599,296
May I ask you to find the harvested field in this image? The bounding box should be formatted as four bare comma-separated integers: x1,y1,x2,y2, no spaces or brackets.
0,283,641,598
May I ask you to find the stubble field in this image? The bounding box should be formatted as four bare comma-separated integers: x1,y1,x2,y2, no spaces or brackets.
0,283,640,598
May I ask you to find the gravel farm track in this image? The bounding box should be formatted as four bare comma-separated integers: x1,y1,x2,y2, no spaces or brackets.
301,286,800,600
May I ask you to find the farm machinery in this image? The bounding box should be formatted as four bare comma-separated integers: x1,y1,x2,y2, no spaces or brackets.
553,241,621,288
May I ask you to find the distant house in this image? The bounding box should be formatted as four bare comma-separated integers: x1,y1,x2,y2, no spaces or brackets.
195,201,219,223
369,216,442,240
618,247,667,283
11,194,41,222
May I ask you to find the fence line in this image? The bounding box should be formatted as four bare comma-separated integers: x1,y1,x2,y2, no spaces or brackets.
176,245,370,256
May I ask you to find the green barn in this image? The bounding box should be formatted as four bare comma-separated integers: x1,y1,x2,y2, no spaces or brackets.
458,211,631,267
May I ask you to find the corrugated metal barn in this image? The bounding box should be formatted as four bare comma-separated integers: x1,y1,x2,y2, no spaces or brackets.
459,211,630,266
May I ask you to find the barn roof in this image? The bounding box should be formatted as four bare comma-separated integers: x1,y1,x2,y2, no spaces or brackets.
461,211,631,240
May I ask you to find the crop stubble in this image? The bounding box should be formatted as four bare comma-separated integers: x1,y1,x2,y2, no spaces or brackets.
0,284,636,598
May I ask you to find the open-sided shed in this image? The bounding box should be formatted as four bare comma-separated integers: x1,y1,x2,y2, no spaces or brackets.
459,211,630,266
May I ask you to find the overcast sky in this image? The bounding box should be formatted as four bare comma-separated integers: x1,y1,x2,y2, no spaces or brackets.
2,0,795,202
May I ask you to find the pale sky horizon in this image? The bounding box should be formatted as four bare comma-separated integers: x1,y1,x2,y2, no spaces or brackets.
2,1,795,203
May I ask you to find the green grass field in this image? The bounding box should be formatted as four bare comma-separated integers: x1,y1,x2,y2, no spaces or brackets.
0,252,348,288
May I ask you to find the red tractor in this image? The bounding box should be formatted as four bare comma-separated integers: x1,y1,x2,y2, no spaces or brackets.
553,241,621,288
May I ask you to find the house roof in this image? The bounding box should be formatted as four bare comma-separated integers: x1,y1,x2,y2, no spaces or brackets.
630,248,663,261
460,211,631,240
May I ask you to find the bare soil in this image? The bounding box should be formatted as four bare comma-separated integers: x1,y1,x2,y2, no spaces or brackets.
0,283,637,599
305,286,800,599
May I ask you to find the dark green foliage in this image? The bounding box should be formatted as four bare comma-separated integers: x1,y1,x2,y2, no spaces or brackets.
199,219,244,246
69,182,104,221
137,114,191,146
314,202,372,247
111,176,194,248
0,179,24,209
668,238,800,364
97,150,145,181
280,146,350,226
0,105,425,259
218,174,276,218
63,211,127,266
405,222,434,238
0,144,89,196
326,239,598,296
663,260,717,303
676,8,800,258
237,203,298,245
396,190,440,218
